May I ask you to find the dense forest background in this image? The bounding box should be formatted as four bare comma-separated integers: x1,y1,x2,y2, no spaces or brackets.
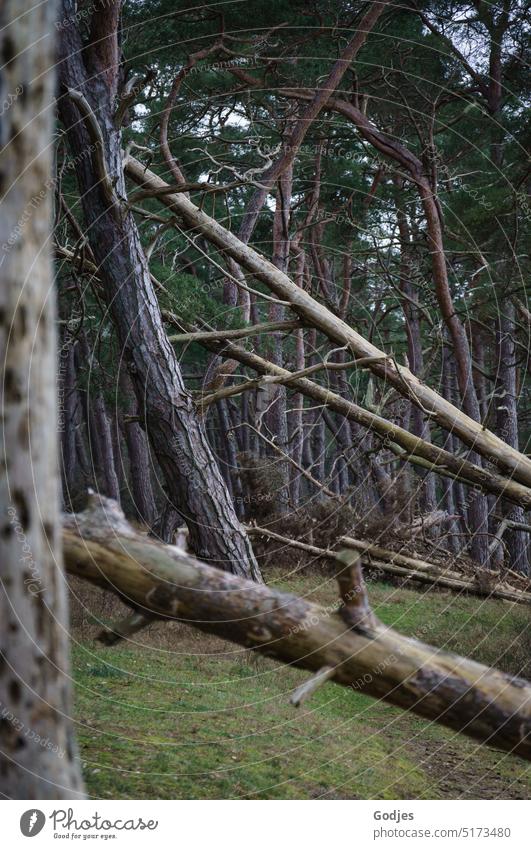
56,0,530,574
1,0,531,801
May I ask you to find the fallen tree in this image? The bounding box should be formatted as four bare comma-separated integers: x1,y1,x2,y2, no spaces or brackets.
55,236,531,511
245,526,531,606
64,495,531,760
55,185,531,511
124,156,531,490
163,311,531,511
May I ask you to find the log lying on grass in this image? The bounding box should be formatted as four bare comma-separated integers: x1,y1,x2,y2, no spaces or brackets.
246,526,531,606
63,495,531,760
340,536,531,605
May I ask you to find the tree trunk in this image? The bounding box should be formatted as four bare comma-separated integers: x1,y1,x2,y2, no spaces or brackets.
92,392,121,502
120,371,156,527
63,497,531,761
495,300,529,574
58,334,80,511
394,181,437,513
0,0,84,798
57,0,260,580
263,169,293,511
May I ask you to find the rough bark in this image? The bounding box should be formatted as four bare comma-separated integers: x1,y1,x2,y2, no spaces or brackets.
120,371,156,526
0,0,84,798
57,0,260,579
92,392,121,502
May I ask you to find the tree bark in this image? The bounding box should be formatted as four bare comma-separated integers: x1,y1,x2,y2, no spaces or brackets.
63,496,531,761
0,0,84,798
92,392,121,502
495,300,529,574
120,371,156,526
57,0,260,580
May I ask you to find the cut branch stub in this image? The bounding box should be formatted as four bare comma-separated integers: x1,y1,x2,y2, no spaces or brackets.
336,551,379,631
290,666,336,708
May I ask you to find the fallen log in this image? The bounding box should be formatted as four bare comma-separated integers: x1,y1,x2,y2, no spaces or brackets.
246,526,531,606
125,155,531,490
162,311,531,511
340,536,531,599
356,557,531,605
399,510,454,538
63,495,531,759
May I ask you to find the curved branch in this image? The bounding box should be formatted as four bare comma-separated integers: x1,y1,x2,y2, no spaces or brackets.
66,88,117,208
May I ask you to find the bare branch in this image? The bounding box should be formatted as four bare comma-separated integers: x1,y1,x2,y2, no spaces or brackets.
66,88,117,208
169,319,301,345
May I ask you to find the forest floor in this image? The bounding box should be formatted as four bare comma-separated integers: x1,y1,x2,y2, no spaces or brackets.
70,571,531,800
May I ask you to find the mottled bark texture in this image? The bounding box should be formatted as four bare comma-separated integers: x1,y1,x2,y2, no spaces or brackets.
57,0,260,579
0,0,84,798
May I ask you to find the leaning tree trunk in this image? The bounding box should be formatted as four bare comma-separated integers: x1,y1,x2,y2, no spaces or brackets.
57,0,260,580
0,0,84,798
124,156,531,503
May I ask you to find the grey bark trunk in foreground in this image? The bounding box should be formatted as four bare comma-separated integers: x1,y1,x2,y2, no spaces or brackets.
0,0,84,798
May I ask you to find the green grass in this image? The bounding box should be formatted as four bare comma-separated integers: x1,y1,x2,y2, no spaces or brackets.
72,573,531,799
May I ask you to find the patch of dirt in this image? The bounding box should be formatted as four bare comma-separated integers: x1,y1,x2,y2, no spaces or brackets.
405,736,529,800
